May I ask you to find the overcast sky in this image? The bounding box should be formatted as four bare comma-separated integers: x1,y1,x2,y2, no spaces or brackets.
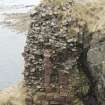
0,0,41,6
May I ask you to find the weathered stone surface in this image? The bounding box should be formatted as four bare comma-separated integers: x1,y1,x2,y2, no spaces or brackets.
23,0,105,105
87,31,105,105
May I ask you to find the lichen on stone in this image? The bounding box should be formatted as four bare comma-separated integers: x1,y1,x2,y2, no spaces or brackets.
23,0,92,105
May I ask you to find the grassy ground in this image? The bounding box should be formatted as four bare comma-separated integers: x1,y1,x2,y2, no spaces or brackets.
72,0,105,32
0,81,27,105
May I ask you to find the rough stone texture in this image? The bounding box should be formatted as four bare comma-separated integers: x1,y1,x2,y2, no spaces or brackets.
23,0,105,105
87,31,105,105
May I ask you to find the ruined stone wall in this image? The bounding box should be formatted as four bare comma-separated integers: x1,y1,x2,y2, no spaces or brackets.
23,0,105,105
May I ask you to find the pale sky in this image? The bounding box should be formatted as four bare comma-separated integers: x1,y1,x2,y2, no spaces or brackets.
0,0,41,6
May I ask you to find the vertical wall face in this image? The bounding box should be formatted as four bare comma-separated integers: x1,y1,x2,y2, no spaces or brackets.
87,32,105,105
23,0,93,105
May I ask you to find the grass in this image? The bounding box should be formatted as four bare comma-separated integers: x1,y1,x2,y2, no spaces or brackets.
43,0,73,6
0,81,27,105
72,0,105,32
